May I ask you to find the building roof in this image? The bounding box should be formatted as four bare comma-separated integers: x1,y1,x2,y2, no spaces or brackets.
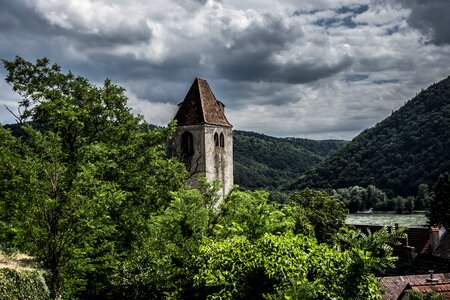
174,78,232,127
409,282,450,296
434,230,450,259
379,273,450,300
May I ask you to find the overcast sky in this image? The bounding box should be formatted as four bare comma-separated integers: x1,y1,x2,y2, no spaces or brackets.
1,0,449,139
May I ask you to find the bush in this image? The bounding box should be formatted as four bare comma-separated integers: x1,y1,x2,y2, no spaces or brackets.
0,267,50,300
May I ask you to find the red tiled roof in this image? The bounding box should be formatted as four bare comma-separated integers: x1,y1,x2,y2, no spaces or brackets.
174,78,232,127
379,273,450,300
434,230,450,259
411,282,450,294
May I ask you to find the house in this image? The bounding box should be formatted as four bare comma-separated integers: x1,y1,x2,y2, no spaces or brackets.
380,272,450,299
355,224,450,275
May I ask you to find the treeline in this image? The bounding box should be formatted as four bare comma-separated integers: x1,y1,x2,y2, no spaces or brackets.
0,56,403,299
233,130,345,189
289,76,450,196
331,184,432,213
274,181,448,216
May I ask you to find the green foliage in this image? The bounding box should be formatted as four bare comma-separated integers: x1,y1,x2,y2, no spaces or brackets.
337,227,405,272
195,233,384,300
214,190,297,240
233,130,345,190
332,184,431,213
427,172,450,227
291,76,450,196
333,185,388,212
0,126,26,252
289,189,347,242
1,56,400,299
0,268,50,300
1,56,187,299
405,289,445,300
113,188,212,299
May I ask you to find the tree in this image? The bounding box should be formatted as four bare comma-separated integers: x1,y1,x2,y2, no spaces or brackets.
289,189,347,243
194,232,390,299
415,183,432,210
0,126,26,252
112,179,223,299
1,56,187,298
214,190,297,240
427,172,450,227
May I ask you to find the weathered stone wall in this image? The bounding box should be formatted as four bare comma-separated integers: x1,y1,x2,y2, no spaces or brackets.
204,125,233,200
172,124,233,200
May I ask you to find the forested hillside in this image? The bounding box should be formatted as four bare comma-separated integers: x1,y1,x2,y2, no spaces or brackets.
290,76,450,196
233,130,346,189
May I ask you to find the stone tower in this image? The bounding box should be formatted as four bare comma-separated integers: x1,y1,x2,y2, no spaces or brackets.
172,78,233,199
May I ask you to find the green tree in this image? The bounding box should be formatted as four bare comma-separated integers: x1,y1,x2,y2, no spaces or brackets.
1,56,187,298
289,189,347,242
214,190,296,240
416,183,432,210
0,126,26,252
427,172,450,227
194,232,387,299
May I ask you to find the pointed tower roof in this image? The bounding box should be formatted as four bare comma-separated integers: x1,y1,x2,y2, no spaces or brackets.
174,78,232,127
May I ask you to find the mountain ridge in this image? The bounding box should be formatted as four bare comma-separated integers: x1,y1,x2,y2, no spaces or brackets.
289,75,450,196
233,130,346,189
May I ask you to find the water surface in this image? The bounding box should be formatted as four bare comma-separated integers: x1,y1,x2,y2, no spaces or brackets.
345,213,427,227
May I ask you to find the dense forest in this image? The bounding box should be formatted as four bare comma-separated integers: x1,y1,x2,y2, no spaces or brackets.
289,76,450,196
233,130,345,189
0,56,409,299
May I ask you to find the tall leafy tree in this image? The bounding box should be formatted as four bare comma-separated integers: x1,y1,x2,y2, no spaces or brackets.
289,189,347,243
1,56,187,298
0,126,26,251
427,172,450,227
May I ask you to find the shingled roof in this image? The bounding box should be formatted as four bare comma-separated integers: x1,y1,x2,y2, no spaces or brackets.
380,273,450,300
174,78,232,127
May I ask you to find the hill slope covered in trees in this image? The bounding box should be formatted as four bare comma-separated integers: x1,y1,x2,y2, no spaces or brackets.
289,76,450,196
4,126,345,191
233,130,345,189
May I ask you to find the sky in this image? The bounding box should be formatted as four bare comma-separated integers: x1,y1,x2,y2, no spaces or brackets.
1,0,449,140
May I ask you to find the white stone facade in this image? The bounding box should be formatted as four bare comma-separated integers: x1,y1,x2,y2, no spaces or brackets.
172,124,233,200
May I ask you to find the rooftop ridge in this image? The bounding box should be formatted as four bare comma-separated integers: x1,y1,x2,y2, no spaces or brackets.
173,78,232,127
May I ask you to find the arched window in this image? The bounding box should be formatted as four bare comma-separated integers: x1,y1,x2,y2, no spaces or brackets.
214,133,219,147
181,131,194,156
219,133,225,148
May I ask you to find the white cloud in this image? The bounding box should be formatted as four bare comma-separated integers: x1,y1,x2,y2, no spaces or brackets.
1,0,450,139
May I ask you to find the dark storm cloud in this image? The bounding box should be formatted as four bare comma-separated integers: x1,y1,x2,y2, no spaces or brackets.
2,0,450,139
213,80,302,106
357,56,415,72
373,79,400,84
344,74,369,82
84,52,200,81
69,24,152,48
395,0,450,45
211,15,354,84
0,1,152,61
215,50,354,84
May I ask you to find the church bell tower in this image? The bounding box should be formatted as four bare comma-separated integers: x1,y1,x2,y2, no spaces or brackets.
172,78,233,199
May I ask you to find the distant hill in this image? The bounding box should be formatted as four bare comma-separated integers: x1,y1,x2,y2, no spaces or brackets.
289,76,450,196
2,122,345,191
233,130,346,189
